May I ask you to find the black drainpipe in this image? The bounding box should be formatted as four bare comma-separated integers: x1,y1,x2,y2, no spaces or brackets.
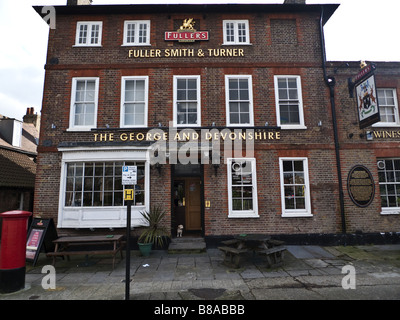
320,6,347,237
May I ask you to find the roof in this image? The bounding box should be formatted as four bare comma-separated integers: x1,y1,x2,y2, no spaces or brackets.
0,121,38,155
0,148,36,188
33,3,339,25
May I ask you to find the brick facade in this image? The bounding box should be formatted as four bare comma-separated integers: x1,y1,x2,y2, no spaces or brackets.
33,3,399,244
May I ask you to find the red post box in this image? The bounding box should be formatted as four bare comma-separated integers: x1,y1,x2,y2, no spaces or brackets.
0,210,32,293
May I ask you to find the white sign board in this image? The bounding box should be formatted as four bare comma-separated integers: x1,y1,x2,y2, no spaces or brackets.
122,166,137,185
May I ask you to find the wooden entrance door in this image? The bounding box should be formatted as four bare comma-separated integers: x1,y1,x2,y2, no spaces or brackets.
173,177,202,231
185,178,202,231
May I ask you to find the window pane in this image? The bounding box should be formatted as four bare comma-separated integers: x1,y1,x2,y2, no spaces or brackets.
83,192,92,206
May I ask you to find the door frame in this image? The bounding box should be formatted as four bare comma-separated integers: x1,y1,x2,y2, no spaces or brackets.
171,164,204,237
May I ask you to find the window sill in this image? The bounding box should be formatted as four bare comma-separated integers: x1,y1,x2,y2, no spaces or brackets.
121,44,151,47
228,212,259,218
66,127,95,132
226,123,254,127
280,125,307,130
372,123,400,128
73,45,103,48
282,212,313,218
222,43,252,46
380,209,400,215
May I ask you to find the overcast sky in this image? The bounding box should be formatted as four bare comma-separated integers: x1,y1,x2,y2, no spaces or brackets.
0,0,399,121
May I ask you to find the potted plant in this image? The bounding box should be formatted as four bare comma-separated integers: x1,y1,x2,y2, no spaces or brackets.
138,205,170,256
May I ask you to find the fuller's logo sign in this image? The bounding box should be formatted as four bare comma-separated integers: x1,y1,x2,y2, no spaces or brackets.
165,18,209,42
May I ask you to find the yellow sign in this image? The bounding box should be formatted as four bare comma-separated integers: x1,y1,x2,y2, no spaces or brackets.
93,130,280,142
124,189,134,201
128,48,244,58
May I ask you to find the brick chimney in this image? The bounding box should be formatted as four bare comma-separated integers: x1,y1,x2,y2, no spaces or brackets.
23,107,41,132
284,0,306,4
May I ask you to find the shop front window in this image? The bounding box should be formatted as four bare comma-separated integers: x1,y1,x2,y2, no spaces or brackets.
65,161,145,207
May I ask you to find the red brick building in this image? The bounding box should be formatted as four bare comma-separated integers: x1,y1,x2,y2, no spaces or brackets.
33,2,399,245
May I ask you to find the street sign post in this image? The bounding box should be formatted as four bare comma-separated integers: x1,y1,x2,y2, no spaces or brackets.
122,165,137,300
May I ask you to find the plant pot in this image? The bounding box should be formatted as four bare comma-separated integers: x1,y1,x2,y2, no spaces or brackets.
138,242,152,256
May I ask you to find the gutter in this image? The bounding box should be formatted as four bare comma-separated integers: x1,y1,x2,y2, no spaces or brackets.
320,6,347,236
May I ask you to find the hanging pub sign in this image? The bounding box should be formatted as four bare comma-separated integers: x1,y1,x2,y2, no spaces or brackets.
347,165,375,207
354,63,380,129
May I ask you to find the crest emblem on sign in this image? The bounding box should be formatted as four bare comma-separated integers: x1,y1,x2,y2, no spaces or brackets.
179,18,195,31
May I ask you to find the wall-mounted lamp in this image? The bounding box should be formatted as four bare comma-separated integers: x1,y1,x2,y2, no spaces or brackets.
210,151,222,176
265,121,269,127
318,120,322,127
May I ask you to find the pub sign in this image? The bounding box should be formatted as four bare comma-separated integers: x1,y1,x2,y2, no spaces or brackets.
354,63,380,129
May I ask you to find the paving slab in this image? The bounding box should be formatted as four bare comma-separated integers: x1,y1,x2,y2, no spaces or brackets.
286,245,335,259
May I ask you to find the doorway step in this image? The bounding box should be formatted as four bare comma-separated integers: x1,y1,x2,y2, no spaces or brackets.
168,237,206,254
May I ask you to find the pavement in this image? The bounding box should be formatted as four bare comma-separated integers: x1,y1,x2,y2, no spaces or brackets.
1,244,400,301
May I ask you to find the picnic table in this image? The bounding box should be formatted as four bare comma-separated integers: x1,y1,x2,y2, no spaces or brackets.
47,235,124,269
218,234,286,268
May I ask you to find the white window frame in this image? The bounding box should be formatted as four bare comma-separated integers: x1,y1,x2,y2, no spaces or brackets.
274,75,306,130
225,75,254,127
227,158,259,218
74,21,103,47
68,77,99,131
173,75,201,127
122,20,151,46
57,147,150,228
279,157,312,217
223,20,250,45
377,158,400,215
373,88,400,127
120,76,149,128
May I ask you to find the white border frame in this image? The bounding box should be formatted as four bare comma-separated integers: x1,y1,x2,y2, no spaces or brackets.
57,146,151,228
120,76,149,128
373,88,400,127
68,77,99,132
223,20,251,45
225,75,254,127
279,157,312,217
74,21,103,47
274,75,306,130
122,20,151,46
227,157,259,218
173,75,201,127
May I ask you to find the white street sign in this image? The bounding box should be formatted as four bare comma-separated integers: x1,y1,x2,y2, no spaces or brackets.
122,166,137,185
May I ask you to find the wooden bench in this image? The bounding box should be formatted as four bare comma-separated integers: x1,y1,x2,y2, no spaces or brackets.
258,246,286,268
268,239,286,247
47,235,124,269
221,239,239,246
218,246,248,268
